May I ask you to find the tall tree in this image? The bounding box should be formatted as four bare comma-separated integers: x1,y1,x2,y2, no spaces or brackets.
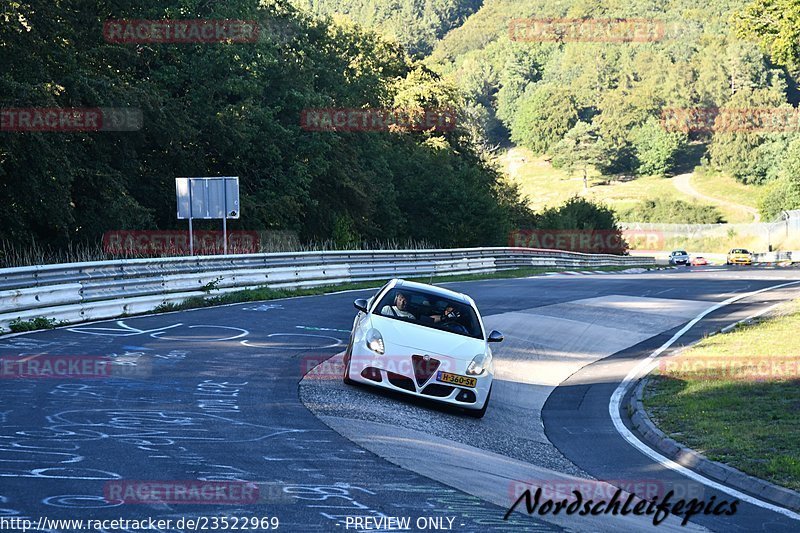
551,121,608,188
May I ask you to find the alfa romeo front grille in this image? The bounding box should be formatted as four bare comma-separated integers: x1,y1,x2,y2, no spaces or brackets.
412,355,440,387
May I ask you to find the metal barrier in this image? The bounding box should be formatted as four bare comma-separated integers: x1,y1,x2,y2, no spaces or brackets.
752,251,797,264
0,248,654,330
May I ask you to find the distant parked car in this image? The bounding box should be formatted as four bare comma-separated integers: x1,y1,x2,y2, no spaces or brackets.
726,249,752,265
691,256,708,266
669,250,690,266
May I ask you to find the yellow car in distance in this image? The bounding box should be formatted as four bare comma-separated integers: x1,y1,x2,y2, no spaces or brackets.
726,248,753,265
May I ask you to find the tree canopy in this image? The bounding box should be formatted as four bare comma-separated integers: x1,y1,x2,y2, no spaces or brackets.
0,0,531,252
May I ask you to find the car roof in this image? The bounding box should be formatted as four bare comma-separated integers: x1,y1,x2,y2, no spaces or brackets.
392,279,473,305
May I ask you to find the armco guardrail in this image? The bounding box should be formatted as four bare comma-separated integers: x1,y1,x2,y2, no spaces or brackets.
0,247,653,330
753,251,797,264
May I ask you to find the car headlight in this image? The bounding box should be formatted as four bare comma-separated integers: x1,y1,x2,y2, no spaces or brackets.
365,329,384,355
467,351,492,376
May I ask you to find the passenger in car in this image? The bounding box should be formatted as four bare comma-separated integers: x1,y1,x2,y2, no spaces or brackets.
430,305,458,323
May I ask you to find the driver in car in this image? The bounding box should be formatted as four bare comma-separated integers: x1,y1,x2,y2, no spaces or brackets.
381,291,416,319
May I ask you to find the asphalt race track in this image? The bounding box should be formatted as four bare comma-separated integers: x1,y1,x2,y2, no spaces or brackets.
2,267,800,532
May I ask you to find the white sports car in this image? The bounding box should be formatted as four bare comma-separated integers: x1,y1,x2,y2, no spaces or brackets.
342,279,502,418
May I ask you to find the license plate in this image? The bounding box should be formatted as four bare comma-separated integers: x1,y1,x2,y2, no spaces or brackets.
436,371,477,388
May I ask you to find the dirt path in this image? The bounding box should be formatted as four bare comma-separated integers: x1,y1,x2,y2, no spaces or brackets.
672,173,760,222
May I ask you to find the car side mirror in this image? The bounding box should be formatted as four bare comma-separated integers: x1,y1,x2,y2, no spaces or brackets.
354,299,369,313
488,330,504,343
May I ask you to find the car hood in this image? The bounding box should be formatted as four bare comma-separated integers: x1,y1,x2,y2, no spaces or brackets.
370,315,485,360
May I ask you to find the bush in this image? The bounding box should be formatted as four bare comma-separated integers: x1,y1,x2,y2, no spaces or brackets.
515,197,628,254
619,199,724,224
8,317,62,333
759,137,800,219
535,196,619,230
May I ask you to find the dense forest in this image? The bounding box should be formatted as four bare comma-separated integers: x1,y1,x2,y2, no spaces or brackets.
421,0,800,219
2,0,800,258
289,0,482,56
0,0,532,253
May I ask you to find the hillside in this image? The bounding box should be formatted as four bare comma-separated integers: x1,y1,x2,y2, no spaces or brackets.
266,0,798,224
423,0,792,219
289,0,483,55
503,148,759,223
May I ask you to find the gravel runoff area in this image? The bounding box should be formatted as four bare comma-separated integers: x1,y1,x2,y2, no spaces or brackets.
299,352,590,479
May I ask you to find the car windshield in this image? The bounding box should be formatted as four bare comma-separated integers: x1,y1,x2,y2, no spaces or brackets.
375,288,483,339
731,249,749,254
672,251,687,256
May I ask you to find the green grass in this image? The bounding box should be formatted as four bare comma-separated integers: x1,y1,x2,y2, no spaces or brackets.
151,265,644,313
644,300,800,491
501,148,718,217
691,170,761,211
684,170,763,223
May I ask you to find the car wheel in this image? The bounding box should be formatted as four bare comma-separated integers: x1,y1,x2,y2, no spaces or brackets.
466,385,492,419
342,340,354,385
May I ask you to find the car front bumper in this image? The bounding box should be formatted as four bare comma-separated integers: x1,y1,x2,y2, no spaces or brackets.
346,344,493,411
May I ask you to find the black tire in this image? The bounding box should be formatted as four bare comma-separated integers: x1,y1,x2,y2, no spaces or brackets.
342,340,354,385
466,385,492,418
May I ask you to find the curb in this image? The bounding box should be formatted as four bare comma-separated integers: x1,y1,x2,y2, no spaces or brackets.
545,267,674,276
628,378,800,512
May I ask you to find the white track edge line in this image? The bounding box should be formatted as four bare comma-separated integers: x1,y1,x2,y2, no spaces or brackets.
609,280,800,521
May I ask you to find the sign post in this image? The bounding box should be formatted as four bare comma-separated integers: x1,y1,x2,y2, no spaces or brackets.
188,182,194,255
176,177,240,255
